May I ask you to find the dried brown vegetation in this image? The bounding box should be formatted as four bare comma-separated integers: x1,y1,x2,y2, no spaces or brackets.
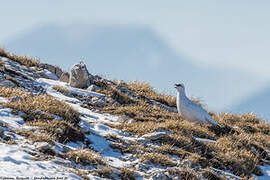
91,167,113,179
14,129,54,143
0,47,40,67
0,86,29,99
100,80,270,178
139,152,176,166
116,81,176,107
0,86,83,144
27,120,84,143
97,85,135,105
65,149,106,166
119,168,137,180
52,86,70,94
104,102,180,123
4,93,80,124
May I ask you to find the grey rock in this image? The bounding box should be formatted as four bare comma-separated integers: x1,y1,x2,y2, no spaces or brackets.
118,115,134,123
135,163,150,172
142,131,168,141
37,69,58,80
90,96,107,107
35,142,52,152
149,171,170,180
69,61,93,88
0,58,44,93
59,72,70,83
87,84,101,92
40,63,63,78
0,79,17,88
55,128,64,135
11,96,23,102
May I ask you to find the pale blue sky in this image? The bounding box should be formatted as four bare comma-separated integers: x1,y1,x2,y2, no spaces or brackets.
1,1,270,76
1,1,270,112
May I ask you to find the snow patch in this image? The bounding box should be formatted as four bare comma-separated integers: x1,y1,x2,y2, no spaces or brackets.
194,137,216,143
0,142,82,179
0,97,9,104
37,78,104,97
0,108,24,129
40,69,59,80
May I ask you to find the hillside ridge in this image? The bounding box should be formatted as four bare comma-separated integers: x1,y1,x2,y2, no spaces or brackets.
0,48,269,179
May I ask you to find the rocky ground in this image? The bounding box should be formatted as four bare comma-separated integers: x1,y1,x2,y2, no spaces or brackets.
0,49,269,180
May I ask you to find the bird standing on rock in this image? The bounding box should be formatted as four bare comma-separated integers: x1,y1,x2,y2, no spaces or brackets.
175,83,220,127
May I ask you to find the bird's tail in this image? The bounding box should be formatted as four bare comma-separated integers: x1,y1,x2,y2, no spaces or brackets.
207,114,221,127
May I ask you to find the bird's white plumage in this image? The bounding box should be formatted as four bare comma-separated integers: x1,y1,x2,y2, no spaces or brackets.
175,83,220,126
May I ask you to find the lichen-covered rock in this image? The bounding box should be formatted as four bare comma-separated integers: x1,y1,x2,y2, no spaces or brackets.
37,69,58,80
39,63,63,78
35,142,53,152
10,96,23,102
87,84,101,92
69,62,93,88
0,79,17,88
59,72,70,83
142,131,168,141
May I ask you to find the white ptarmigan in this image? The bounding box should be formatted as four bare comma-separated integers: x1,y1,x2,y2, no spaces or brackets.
175,83,220,126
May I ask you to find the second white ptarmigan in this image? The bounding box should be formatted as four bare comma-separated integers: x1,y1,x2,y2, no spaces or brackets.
175,83,220,126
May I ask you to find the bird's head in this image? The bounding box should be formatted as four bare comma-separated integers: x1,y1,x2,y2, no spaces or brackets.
175,83,185,92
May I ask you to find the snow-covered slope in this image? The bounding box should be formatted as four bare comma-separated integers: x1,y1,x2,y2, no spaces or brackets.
0,53,269,179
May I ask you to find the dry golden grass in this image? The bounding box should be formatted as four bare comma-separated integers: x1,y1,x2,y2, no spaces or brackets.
104,102,181,122
74,170,91,180
0,47,40,67
201,168,226,180
91,167,113,179
0,86,83,143
65,149,106,166
4,94,80,124
217,113,270,135
97,85,135,105
167,168,200,180
0,86,29,99
116,81,176,107
139,152,176,166
110,141,149,155
119,168,137,180
14,129,54,143
27,120,84,143
52,86,70,94
0,139,17,145
100,80,270,178
111,120,215,140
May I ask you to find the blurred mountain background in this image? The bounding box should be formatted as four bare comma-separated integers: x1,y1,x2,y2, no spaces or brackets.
1,1,270,121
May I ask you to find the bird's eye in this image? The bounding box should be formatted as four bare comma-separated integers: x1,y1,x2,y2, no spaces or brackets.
175,83,182,87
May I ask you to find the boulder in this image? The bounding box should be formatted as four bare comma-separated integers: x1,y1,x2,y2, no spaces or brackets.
35,142,52,152
37,69,58,80
87,84,101,92
142,132,168,141
59,72,70,83
39,63,63,78
69,62,93,88
0,79,17,88
11,96,23,102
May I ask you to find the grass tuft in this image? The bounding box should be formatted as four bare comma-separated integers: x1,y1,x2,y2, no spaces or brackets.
0,47,40,67
117,81,176,107
4,94,80,124
27,120,84,143
119,168,137,180
52,86,70,94
139,152,176,166
66,149,106,166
